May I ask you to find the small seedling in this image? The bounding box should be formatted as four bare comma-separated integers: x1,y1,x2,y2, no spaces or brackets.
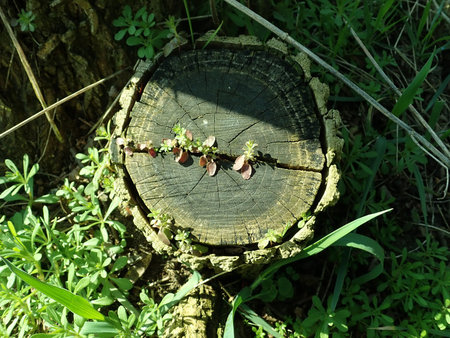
16,9,36,32
120,125,261,179
148,209,174,245
258,221,292,249
163,16,187,56
158,124,218,175
233,140,258,179
197,135,218,176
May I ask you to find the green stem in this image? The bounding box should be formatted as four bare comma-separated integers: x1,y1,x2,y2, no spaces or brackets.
183,0,195,46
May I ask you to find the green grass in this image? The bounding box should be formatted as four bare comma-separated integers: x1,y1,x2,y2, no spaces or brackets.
1,0,449,337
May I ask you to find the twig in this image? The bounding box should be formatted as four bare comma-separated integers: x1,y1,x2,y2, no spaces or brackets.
209,0,220,26
0,6,63,143
414,222,450,236
346,20,450,160
0,69,127,139
223,0,450,169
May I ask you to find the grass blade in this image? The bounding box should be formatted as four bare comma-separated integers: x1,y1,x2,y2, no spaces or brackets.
0,256,104,320
224,210,392,336
239,303,282,338
224,288,251,338
411,163,428,225
391,53,434,117
425,74,450,113
202,21,223,49
251,209,392,290
331,137,386,311
160,270,202,315
333,233,385,285
183,0,195,46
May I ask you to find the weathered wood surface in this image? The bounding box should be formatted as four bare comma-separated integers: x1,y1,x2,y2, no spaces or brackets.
124,48,325,245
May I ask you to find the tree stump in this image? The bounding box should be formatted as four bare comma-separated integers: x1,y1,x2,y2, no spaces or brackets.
111,35,343,270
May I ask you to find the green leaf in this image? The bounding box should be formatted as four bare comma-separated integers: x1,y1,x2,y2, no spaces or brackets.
143,45,154,59
111,256,128,273
114,29,127,41
91,296,115,306
4,158,19,173
0,257,104,320
79,321,118,337
0,185,21,199
255,279,277,302
128,25,136,35
239,304,282,338
112,17,126,27
135,7,147,20
126,36,143,46
391,53,434,117
277,276,294,299
110,277,133,291
159,270,201,315
22,154,30,177
333,233,384,285
123,5,132,19
104,196,120,220
34,194,59,204
28,163,39,180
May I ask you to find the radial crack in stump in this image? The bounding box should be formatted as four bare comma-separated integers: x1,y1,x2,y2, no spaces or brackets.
111,36,342,264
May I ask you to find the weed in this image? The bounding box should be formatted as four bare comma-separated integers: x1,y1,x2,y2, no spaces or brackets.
120,124,263,179
233,140,258,180
0,128,201,337
148,208,175,246
301,295,351,337
113,6,169,59
0,154,58,208
257,222,292,250
16,9,36,32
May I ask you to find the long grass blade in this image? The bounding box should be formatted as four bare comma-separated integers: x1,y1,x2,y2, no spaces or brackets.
183,0,195,46
251,209,392,290
0,256,104,320
224,209,392,336
333,233,384,285
391,53,434,117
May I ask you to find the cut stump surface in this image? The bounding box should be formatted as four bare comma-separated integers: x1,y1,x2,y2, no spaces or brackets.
113,38,339,247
